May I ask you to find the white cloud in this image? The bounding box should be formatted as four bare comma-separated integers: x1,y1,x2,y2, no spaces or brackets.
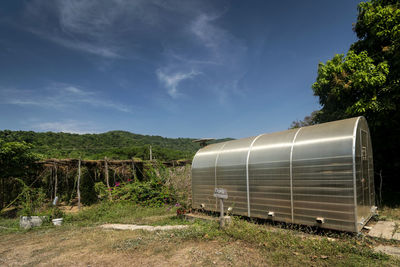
0,84,132,113
21,0,248,103
191,13,223,49
22,0,205,58
156,69,200,97
34,120,98,134
157,11,248,102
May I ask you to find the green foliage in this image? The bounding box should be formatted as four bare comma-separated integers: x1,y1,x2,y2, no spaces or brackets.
14,178,46,216
47,206,65,219
0,140,41,178
0,141,41,209
311,0,400,192
0,130,232,161
290,110,318,129
64,201,177,226
95,166,176,206
79,167,97,205
312,50,390,122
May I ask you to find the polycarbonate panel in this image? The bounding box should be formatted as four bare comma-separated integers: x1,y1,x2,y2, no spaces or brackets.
192,142,226,211
191,116,375,232
291,118,357,232
215,137,256,216
248,129,298,223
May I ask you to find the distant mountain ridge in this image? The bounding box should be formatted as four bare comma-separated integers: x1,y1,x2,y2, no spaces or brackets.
0,130,232,161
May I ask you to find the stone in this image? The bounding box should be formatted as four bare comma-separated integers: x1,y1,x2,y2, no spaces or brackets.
19,216,47,229
374,245,400,258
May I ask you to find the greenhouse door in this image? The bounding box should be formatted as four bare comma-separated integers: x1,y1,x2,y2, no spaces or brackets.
361,130,370,206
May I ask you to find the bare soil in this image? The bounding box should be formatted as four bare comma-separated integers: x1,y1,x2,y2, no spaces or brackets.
0,227,267,267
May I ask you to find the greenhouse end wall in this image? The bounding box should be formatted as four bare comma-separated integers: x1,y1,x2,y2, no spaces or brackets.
191,116,376,232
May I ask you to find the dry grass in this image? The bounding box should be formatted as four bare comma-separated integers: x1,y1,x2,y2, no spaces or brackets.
379,206,400,221
0,227,266,267
1,213,400,267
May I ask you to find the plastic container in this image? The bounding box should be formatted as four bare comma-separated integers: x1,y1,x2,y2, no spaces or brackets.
52,218,63,226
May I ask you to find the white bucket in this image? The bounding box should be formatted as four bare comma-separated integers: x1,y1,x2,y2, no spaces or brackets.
52,218,63,226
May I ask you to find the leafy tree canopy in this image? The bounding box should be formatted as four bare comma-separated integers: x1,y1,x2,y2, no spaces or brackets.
311,0,400,188
0,140,41,178
0,131,232,161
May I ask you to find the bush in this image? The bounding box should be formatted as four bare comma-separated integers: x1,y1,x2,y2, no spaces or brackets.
94,165,176,206
15,178,46,216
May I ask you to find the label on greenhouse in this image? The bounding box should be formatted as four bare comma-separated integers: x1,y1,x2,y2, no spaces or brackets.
214,188,228,199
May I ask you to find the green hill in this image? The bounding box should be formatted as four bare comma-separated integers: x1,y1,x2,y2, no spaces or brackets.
0,130,232,161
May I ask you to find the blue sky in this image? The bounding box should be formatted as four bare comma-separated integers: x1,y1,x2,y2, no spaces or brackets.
0,0,361,138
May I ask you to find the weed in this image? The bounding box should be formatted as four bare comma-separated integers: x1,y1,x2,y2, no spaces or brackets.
112,237,147,251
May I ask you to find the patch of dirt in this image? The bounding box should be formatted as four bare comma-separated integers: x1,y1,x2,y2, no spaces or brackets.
100,224,188,231
58,205,80,214
0,227,267,266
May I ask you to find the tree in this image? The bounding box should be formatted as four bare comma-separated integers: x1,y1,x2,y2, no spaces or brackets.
312,0,400,193
290,111,319,129
0,140,41,208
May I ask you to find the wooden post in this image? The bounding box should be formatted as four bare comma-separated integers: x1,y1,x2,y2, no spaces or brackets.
50,167,53,202
77,158,81,210
219,198,224,227
54,163,58,200
131,158,137,181
105,157,112,201
149,145,152,161
65,166,69,188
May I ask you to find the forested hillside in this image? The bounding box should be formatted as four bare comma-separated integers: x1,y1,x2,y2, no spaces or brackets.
0,130,232,161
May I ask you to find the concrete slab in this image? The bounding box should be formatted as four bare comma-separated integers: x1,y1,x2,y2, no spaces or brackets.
368,221,396,239
100,224,188,231
374,245,400,258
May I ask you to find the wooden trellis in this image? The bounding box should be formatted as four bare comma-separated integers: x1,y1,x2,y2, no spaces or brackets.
33,158,191,209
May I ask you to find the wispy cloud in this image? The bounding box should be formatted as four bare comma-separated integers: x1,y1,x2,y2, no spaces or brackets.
21,0,207,59
20,0,249,103
157,10,248,102
156,69,200,98
34,120,98,134
0,83,131,113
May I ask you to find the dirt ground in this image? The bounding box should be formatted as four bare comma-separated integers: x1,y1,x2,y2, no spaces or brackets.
0,227,267,267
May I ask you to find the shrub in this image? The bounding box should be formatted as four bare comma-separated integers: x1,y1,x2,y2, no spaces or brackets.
94,165,176,206
15,178,46,216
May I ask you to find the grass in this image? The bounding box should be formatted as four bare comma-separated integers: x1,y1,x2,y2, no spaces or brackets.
378,191,400,221
379,206,400,221
1,202,400,266
63,201,181,226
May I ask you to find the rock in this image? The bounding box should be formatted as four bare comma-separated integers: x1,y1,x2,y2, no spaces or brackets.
19,216,47,229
